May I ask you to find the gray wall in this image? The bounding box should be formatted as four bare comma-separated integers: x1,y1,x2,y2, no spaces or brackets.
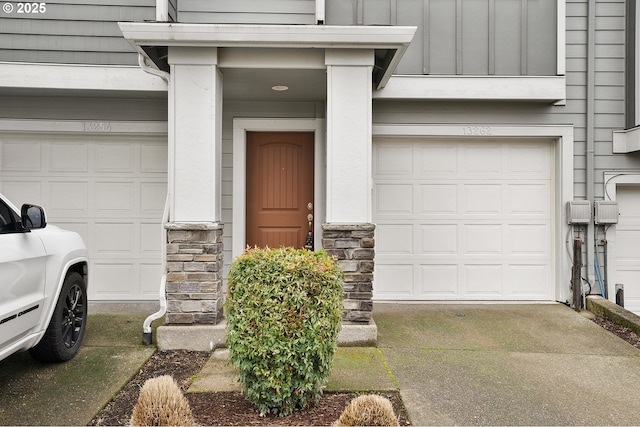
177,0,315,24
372,0,635,201
0,95,167,122
0,0,155,65
326,0,557,76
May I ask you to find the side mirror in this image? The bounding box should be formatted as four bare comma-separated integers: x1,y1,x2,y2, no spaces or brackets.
21,204,46,230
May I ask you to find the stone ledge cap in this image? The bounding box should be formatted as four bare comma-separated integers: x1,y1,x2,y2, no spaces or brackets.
322,223,376,231
165,222,224,231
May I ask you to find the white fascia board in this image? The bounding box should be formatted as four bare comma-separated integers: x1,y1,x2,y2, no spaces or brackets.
0,62,167,92
613,126,640,153
119,23,416,49
373,75,566,103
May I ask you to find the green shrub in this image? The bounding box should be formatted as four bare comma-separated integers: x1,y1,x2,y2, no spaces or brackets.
225,247,344,416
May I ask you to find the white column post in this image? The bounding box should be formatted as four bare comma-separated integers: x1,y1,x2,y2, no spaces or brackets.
325,49,374,223
168,47,223,223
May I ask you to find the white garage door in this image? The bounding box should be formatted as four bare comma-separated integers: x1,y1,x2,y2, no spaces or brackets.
0,133,167,301
616,186,640,314
373,138,554,301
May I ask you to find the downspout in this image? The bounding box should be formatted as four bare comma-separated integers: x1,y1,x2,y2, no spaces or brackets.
138,53,171,345
586,0,596,295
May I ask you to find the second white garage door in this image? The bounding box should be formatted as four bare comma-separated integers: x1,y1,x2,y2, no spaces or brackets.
0,133,167,301
373,138,554,301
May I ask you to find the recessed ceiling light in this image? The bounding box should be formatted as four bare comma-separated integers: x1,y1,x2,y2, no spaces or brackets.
271,85,289,91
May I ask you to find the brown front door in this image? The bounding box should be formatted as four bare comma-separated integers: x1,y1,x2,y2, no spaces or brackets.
246,131,314,249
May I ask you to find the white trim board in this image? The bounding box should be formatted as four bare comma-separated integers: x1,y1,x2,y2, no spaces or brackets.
232,118,326,258
0,62,167,92
372,123,575,304
0,119,167,135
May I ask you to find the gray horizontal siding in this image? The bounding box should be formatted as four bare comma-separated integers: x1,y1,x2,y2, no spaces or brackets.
177,0,315,24
169,0,178,21
0,1,155,66
326,0,557,76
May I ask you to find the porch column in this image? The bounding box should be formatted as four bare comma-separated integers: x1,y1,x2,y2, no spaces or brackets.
164,47,224,326
324,49,376,323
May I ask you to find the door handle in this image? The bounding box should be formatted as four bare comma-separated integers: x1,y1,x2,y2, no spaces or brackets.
305,213,314,250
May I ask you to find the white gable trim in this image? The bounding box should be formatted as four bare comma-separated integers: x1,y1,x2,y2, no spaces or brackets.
232,118,325,258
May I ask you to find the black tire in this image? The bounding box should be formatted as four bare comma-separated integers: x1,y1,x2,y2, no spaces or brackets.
29,272,87,362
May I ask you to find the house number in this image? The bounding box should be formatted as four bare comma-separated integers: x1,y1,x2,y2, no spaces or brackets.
84,122,112,132
463,126,492,136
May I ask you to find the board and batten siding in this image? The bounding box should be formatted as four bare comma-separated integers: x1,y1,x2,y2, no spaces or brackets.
0,0,155,65
177,0,316,24
372,0,629,201
325,0,557,76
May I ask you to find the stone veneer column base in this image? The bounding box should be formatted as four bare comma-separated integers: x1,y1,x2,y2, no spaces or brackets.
164,222,224,325
322,223,375,323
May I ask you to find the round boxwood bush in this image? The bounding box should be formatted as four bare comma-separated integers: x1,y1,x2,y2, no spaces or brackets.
225,247,344,416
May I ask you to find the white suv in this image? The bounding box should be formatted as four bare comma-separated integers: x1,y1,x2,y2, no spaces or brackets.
0,193,89,362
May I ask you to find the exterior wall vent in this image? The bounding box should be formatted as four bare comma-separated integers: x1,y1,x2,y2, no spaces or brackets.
594,201,619,224
567,201,591,224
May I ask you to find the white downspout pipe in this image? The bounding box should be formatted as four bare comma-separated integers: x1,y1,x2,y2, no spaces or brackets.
143,194,170,345
138,53,170,345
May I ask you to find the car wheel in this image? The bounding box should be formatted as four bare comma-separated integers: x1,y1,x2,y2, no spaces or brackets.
29,272,87,362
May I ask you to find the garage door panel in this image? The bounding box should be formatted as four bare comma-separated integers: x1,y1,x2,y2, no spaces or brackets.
419,184,458,215
464,264,503,296
97,143,136,173
375,184,413,215
420,224,457,255
508,264,550,296
463,144,502,176
375,144,414,175
50,142,89,172
463,224,502,254
377,224,414,255
141,222,163,253
373,138,553,301
95,222,136,253
1,141,40,171
464,184,502,214
418,144,458,176
419,264,458,297
93,263,136,298
96,182,136,212
49,182,89,214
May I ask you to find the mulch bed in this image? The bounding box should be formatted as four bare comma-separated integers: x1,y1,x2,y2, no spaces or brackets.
90,351,409,426
90,316,639,426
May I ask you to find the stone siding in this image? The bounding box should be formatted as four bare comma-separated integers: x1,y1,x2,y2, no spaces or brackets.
165,222,224,324
322,223,375,322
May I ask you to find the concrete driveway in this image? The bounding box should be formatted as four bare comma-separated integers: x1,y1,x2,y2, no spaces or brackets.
374,303,640,426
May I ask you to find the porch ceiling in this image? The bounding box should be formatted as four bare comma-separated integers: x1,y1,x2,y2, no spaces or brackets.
223,68,326,102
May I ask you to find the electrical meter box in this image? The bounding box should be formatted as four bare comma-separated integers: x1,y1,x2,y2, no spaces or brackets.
594,201,619,224
566,201,591,224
